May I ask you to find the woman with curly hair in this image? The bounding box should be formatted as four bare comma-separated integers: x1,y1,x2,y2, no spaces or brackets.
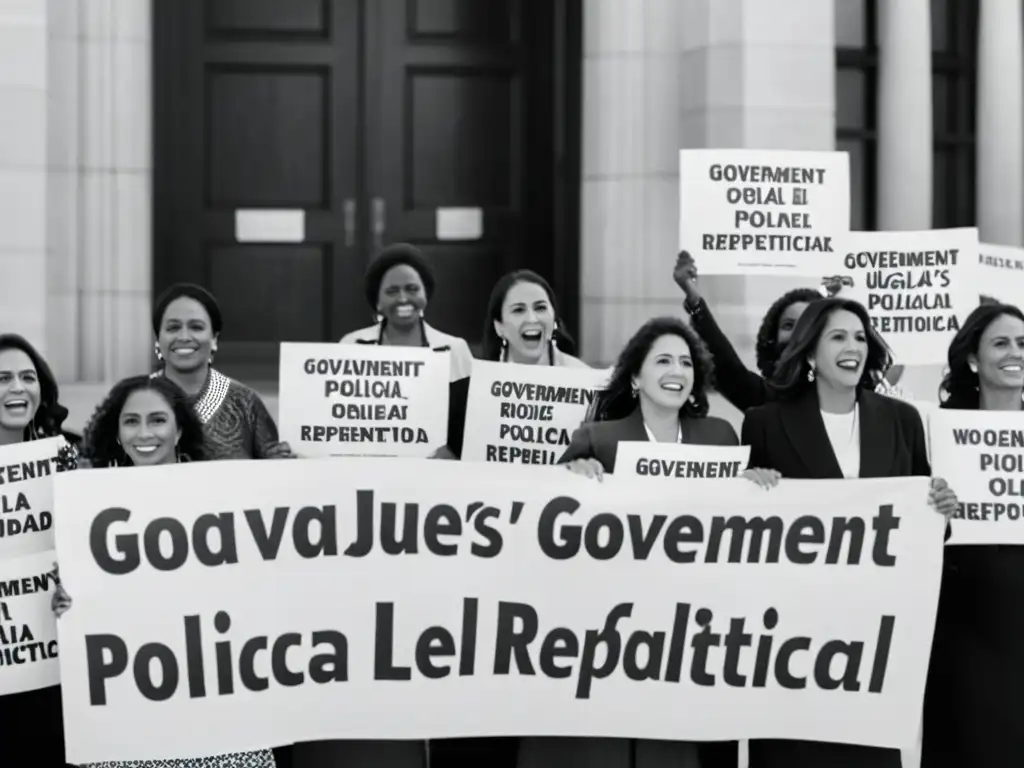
510,318,736,768
673,252,903,411
56,374,277,768
740,298,957,768
921,302,1024,767
0,333,79,767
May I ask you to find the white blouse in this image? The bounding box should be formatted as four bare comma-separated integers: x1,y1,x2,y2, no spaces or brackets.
820,405,860,479
643,421,683,443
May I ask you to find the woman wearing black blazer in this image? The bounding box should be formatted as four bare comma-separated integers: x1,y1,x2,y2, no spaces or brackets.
921,302,1024,767
673,252,905,409
517,317,735,768
740,298,958,768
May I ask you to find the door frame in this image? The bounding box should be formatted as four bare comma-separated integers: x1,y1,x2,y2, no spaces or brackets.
152,0,583,352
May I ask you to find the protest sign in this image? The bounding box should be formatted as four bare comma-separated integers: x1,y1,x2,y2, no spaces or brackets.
840,228,980,366
277,342,450,458
929,409,1024,545
0,549,61,696
613,442,751,482
0,436,67,558
978,242,1024,304
461,360,610,464
678,149,849,276
53,459,943,763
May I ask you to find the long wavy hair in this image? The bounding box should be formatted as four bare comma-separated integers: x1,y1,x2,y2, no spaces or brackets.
82,375,206,467
0,334,70,440
769,298,893,400
481,270,577,360
755,288,823,379
588,317,714,422
939,302,1024,410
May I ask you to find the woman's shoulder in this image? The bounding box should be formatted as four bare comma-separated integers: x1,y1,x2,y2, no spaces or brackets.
339,324,379,344
863,388,922,421
556,350,589,368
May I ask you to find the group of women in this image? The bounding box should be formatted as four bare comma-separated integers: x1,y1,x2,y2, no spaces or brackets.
0,241,1021,768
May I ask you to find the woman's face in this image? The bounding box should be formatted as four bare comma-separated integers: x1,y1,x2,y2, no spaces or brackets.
494,280,555,363
0,348,41,434
377,264,427,330
777,301,810,348
632,334,694,412
118,389,181,466
809,309,868,390
971,313,1024,392
158,297,217,374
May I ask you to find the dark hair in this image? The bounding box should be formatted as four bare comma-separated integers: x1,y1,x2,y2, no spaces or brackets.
481,270,577,360
0,334,69,439
939,302,1024,409
153,283,223,335
755,288,823,379
364,243,436,312
769,297,893,399
980,294,1001,306
82,375,206,467
589,317,714,422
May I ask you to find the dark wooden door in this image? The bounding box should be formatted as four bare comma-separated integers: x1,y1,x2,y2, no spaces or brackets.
365,0,534,344
155,0,578,378
156,0,364,381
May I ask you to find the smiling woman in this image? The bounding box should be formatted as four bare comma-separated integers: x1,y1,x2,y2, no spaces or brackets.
339,244,474,459
535,317,737,768
152,283,292,461
0,332,79,768
481,270,585,367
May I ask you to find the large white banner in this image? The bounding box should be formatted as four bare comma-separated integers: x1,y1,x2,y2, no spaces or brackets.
929,409,1024,545
0,436,67,558
840,228,980,366
277,343,450,458
0,549,61,696
678,149,850,276
53,461,943,763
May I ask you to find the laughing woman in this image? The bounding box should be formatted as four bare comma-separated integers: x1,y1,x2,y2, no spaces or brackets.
152,283,292,460
740,298,956,768
481,270,586,367
0,333,78,767
56,374,276,768
340,243,473,459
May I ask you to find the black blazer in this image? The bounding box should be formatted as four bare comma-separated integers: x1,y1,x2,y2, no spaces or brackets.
741,387,930,479
559,407,739,474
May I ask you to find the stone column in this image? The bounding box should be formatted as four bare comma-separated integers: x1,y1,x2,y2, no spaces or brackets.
68,0,154,382
876,0,932,230
0,0,48,349
578,0,834,397
977,0,1024,246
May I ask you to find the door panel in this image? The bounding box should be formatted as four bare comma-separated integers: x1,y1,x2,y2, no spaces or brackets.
156,0,363,380
366,0,527,345
154,0,577,375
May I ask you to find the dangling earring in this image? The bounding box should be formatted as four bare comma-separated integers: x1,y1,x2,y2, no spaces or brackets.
631,384,639,398
806,365,815,383
154,341,163,362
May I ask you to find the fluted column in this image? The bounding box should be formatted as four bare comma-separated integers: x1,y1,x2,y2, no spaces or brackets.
977,0,1024,246
876,0,932,230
